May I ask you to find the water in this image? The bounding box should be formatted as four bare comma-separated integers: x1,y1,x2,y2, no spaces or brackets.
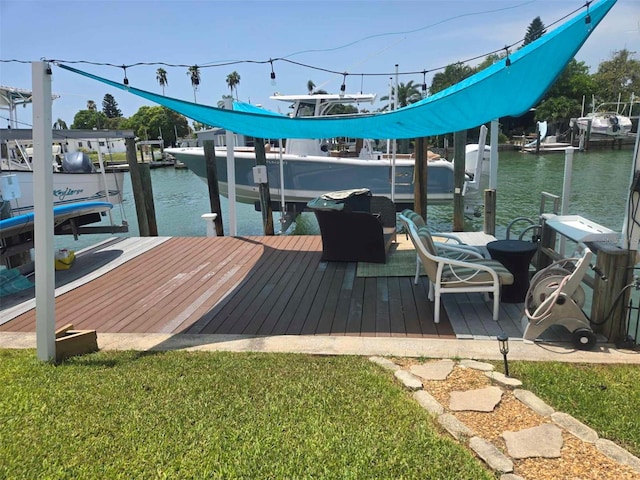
57,147,636,252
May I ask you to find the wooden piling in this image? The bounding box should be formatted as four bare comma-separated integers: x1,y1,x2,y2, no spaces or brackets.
203,140,224,236
483,189,496,235
254,140,274,235
453,130,466,231
591,244,633,343
126,137,157,236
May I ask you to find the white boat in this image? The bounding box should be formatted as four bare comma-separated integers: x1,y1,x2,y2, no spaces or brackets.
571,111,633,137
165,93,489,214
570,100,634,138
0,139,125,216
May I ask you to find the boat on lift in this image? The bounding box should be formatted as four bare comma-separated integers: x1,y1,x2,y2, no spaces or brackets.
165,93,489,213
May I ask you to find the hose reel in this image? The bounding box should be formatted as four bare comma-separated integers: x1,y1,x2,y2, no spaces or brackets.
522,247,598,350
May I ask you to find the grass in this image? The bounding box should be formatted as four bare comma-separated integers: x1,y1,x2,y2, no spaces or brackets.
0,350,493,480
509,361,640,457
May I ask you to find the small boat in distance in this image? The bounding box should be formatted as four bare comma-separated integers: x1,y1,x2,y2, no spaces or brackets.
165,93,490,215
570,100,634,138
571,111,633,137
522,121,572,153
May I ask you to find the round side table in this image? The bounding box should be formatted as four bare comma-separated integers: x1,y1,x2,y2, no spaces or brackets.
486,239,538,303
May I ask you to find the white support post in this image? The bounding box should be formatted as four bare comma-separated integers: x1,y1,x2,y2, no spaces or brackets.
224,97,237,236
489,119,499,190
559,147,575,256
622,123,640,252
33,61,55,362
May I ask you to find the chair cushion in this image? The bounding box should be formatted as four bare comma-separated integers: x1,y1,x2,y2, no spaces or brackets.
442,259,514,285
416,226,437,255
401,209,426,227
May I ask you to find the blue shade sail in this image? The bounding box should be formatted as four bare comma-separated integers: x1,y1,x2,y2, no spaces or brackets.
58,0,615,140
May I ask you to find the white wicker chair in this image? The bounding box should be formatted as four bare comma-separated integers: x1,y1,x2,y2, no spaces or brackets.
399,214,514,324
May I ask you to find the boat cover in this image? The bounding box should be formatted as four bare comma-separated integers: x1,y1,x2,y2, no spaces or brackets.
57,0,615,140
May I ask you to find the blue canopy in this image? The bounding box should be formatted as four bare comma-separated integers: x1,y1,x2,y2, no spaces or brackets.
58,0,615,139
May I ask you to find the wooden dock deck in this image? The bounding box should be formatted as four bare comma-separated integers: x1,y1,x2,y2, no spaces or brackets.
1,235,565,342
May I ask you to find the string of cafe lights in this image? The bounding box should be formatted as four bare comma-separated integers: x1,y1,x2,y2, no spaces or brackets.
0,1,591,92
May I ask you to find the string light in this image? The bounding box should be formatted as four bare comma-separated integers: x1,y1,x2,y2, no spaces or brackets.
269,59,276,86
422,70,427,94
340,73,347,95
2,3,591,87
585,1,592,25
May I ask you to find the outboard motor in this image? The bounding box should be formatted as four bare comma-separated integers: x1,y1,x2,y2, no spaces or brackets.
62,151,95,173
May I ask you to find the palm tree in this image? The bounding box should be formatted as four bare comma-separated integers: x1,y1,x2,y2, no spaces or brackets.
430,63,474,95
156,68,168,95
380,81,422,111
87,100,97,111
226,71,241,101
187,66,200,103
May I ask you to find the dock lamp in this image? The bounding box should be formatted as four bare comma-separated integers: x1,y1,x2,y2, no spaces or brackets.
497,333,510,377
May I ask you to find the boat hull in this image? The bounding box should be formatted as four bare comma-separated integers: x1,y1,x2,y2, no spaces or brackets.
165,147,460,207
1,170,125,215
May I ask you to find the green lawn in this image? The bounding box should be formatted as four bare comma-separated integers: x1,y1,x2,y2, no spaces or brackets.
0,350,492,480
509,361,640,457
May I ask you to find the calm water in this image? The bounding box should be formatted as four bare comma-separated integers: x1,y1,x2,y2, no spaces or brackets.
57,147,636,251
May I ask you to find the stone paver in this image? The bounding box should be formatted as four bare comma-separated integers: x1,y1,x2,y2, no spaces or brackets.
409,359,455,381
449,386,503,412
502,423,564,459
437,413,474,440
394,369,423,390
596,439,640,473
469,436,514,473
369,356,400,372
484,371,523,388
413,390,444,416
500,475,525,480
460,359,495,371
551,411,599,443
513,389,555,417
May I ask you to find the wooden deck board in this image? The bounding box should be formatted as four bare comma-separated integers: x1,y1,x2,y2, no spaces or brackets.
1,234,528,340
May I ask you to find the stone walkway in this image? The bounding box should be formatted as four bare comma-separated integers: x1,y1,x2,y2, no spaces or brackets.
371,357,640,479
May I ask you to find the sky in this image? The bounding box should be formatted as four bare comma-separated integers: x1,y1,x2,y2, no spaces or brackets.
1,0,638,129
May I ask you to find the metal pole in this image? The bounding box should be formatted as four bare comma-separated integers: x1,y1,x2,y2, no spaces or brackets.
224,97,237,236
33,61,56,362
391,65,398,202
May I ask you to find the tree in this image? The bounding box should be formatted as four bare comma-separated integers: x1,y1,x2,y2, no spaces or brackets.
430,63,474,95
122,106,190,147
53,118,68,129
380,81,422,111
71,109,108,129
523,17,546,46
156,68,168,95
102,93,122,118
534,59,595,131
87,100,97,111
592,49,640,104
187,65,200,103
226,71,241,101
